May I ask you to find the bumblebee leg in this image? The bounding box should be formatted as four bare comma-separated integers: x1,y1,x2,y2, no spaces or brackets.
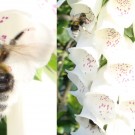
80,26,91,35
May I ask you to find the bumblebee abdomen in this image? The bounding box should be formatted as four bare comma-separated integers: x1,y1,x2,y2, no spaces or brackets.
0,73,14,92
71,21,80,31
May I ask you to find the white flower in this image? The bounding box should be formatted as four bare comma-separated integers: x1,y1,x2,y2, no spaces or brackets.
94,28,123,54
68,46,100,82
96,5,124,33
106,117,134,135
104,63,135,88
81,91,135,135
119,93,135,128
70,4,96,33
68,0,103,17
67,67,91,105
91,61,135,95
82,92,116,126
71,115,105,135
107,0,135,28
94,5,133,57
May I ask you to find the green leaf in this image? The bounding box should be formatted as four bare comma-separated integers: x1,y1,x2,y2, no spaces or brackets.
47,53,57,72
124,25,135,41
34,68,44,81
57,29,71,45
99,55,107,69
0,118,7,135
102,0,109,6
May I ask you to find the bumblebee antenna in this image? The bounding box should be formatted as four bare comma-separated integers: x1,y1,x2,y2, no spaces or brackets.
10,31,24,45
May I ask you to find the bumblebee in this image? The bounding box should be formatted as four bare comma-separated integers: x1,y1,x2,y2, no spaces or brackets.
70,13,90,38
0,30,25,114
0,31,25,93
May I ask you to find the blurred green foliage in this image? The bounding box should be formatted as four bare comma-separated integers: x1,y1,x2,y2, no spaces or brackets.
57,1,82,135
0,119,6,135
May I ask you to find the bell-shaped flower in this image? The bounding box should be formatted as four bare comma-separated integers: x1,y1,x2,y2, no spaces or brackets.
67,0,103,17
68,46,100,83
66,67,91,105
81,91,117,128
118,93,135,129
96,5,124,33
91,59,135,95
94,5,128,55
106,0,135,28
102,45,135,89
81,81,135,135
94,28,123,55
71,115,106,135
104,36,132,60
70,3,96,33
82,91,135,135
104,63,135,88
106,93,135,135
89,66,121,99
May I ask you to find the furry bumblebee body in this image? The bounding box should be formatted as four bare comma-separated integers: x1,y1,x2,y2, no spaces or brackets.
0,31,26,116
0,29,52,117
70,13,90,38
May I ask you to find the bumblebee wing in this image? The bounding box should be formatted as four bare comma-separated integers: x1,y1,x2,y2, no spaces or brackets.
4,43,54,68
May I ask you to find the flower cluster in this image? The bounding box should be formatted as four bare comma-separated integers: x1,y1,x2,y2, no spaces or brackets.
62,0,135,134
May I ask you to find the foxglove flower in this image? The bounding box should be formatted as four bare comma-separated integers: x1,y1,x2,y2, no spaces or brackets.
67,0,103,17
107,0,135,28
66,0,103,38
67,67,91,105
82,88,135,135
94,5,128,56
71,115,105,135
68,46,100,82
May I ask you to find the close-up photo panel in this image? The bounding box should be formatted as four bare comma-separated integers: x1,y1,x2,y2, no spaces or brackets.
57,0,135,135
1,0,135,135
0,0,56,135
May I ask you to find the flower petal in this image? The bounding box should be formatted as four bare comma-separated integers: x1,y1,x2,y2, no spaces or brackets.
94,28,123,54
118,94,135,128
71,115,105,135
104,63,135,87
106,118,134,135
83,92,116,125
70,4,96,33
107,0,135,28
68,47,99,81
96,5,124,33
69,0,102,17
0,10,33,44
67,0,81,6
90,66,120,100
66,67,91,104
106,47,135,65
76,31,95,47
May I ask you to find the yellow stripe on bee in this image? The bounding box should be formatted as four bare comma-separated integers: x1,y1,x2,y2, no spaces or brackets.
71,21,80,25
0,64,11,73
